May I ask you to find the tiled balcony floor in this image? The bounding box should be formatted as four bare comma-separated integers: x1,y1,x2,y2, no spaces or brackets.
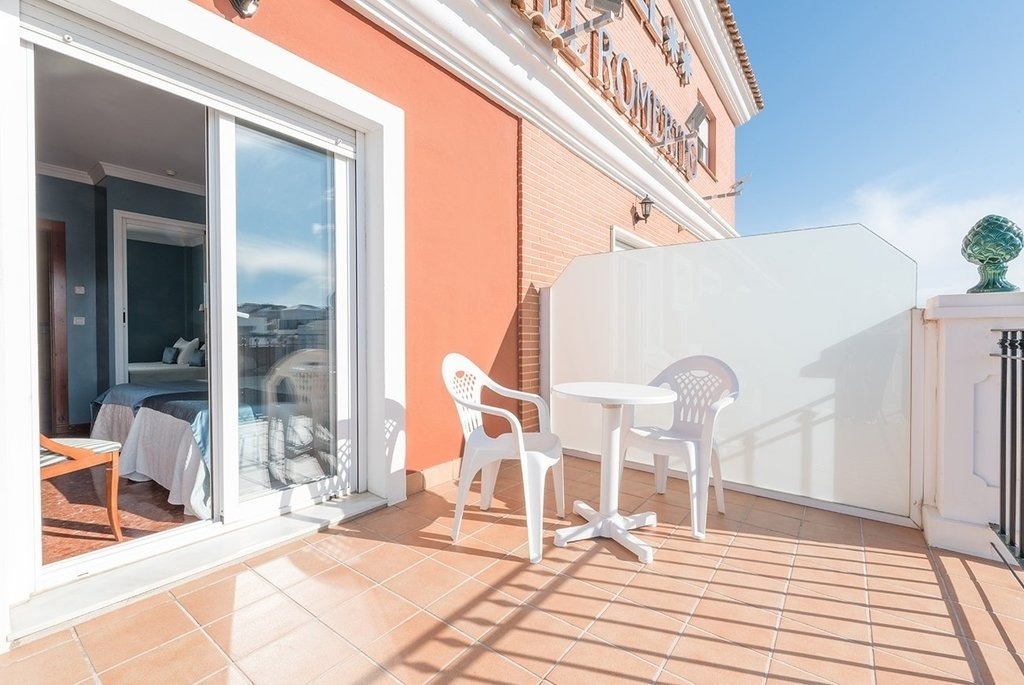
4,455,1024,683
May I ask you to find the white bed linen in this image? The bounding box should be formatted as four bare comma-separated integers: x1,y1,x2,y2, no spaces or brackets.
92,403,210,519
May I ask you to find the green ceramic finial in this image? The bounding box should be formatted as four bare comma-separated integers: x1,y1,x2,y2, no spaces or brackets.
961,214,1023,293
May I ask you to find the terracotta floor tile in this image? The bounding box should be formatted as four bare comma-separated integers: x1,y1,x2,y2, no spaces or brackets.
788,565,867,604
0,636,93,685
868,589,958,634
77,599,197,672
431,535,507,576
688,592,781,654
426,578,520,640
751,497,806,519
955,601,1024,654
432,643,538,684
235,620,355,684
770,617,873,684
344,539,427,583
196,665,252,684
800,507,862,532
782,589,871,641
765,658,832,684
204,593,312,660
360,507,435,540
469,517,535,553
177,569,279,626
394,520,461,555
861,521,926,549
619,571,703,624
869,610,975,681
586,597,685,666
309,528,385,562
942,569,1024,622
647,544,720,585
474,552,558,601
0,629,75,666
99,630,229,685
664,624,769,684
527,576,615,630
563,545,644,595
284,563,377,615
872,648,976,684
75,592,175,635
320,585,420,648
792,545,865,576
171,564,249,598
311,651,400,684
744,511,803,538
247,543,339,589
968,638,1024,684
546,634,659,684
383,557,470,608
709,563,791,611
479,606,582,677
363,611,474,685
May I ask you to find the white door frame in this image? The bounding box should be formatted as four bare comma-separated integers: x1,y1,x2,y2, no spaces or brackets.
5,0,406,614
112,210,206,384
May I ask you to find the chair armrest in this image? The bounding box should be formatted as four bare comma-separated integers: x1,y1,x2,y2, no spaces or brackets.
485,381,552,433
709,393,737,414
40,434,95,461
700,392,738,447
450,397,527,455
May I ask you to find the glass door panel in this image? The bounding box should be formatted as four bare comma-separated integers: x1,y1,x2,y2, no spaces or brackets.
234,123,344,500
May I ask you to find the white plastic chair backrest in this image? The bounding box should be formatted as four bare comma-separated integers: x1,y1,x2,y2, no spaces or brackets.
264,348,331,425
441,353,491,440
650,355,739,433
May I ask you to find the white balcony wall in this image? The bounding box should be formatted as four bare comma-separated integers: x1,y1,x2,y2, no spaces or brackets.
547,224,917,517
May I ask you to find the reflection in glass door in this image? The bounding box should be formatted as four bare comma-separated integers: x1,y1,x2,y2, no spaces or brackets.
234,123,351,500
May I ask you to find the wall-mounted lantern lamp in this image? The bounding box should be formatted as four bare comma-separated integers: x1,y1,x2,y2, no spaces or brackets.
230,0,259,18
561,0,624,41
635,194,654,224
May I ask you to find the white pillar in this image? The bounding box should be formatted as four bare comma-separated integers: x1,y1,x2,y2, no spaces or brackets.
923,292,1024,560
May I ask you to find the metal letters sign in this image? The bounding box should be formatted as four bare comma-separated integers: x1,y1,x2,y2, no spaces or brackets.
511,0,699,180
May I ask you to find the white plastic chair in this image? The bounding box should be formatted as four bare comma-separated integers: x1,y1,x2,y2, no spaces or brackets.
442,353,565,563
620,356,739,539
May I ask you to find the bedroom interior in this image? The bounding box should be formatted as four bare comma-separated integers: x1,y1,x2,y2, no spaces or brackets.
34,46,347,565
35,46,209,563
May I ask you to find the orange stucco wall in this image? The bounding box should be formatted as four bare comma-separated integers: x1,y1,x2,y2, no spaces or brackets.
192,0,520,472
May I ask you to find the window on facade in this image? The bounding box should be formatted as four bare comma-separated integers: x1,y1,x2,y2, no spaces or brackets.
697,114,711,169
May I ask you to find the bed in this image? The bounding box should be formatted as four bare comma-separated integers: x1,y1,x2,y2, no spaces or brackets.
91,381,255,519
127,362,207,383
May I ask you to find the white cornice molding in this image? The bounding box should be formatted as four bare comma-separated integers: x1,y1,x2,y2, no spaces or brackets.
89,161,206,196
345,0,737,240
36,161,93,185
671,0,759,125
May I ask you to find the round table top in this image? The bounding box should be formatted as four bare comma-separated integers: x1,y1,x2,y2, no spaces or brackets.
552,381,676,406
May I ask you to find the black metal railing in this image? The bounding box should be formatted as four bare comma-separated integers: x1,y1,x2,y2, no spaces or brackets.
991,329,1024,560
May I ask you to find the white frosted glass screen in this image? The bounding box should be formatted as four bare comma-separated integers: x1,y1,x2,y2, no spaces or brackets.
547,225,917,516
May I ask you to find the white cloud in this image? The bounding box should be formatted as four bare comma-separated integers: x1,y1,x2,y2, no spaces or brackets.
825,182,1024,305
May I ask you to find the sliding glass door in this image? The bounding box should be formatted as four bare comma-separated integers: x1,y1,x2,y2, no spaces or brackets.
232,123,354,504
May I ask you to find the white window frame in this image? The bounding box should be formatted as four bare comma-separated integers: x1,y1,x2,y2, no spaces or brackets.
1,0,406,608
610,224,656,252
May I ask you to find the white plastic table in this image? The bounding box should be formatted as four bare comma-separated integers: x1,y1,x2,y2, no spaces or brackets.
552,381,677,563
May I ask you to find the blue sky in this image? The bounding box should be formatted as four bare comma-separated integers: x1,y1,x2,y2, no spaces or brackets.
729,1,1024,300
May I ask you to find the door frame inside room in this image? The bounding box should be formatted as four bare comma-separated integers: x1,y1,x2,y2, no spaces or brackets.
112,211,207,385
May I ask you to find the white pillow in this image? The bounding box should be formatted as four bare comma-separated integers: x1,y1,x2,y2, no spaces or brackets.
178,337,200,365
173,337,189,350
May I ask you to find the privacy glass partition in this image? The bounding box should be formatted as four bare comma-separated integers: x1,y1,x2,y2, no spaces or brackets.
547,224,917,517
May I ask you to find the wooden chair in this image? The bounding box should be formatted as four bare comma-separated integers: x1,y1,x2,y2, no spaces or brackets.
40,434,123,541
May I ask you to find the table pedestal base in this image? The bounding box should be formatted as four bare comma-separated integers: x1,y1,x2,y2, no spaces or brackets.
553,500,658,563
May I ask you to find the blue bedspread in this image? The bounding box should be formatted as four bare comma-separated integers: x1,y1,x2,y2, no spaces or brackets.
95,381,254,470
